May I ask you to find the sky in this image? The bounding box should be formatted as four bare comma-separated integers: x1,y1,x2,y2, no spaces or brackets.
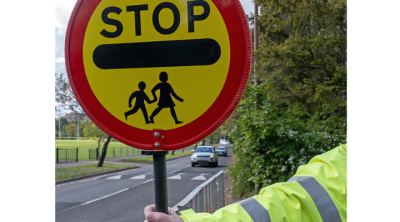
55,0,255,77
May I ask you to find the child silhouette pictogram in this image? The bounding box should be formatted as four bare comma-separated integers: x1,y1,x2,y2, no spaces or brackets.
149,72,184,124
124,81,156,124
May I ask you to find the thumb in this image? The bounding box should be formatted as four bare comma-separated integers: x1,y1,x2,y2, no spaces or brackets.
145,208,183,222
146,212,171,222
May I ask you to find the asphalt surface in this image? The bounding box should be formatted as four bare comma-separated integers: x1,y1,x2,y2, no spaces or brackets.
56,145,233,222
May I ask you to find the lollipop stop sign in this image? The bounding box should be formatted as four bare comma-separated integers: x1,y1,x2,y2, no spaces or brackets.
66,0,251,215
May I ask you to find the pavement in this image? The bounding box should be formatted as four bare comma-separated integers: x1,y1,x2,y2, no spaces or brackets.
56,145,233,222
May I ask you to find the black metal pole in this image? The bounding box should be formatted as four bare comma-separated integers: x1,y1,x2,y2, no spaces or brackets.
153,153,168,214
56,148,59,164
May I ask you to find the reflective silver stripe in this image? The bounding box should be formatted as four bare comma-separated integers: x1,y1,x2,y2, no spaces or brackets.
288,176,342,222
237,197,271,222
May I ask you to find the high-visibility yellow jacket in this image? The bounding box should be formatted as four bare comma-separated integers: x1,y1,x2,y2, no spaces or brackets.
179,144,347,222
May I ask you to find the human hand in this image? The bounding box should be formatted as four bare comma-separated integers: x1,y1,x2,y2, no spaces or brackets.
144,205,184,222
179,98,184,102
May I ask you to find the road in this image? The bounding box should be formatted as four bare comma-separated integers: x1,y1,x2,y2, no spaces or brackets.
56,145,233,222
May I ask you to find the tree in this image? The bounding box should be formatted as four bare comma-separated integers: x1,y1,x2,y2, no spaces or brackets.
65,122,78,137
98,137,112,167
81,120,107,149
206,126,224,146
56,73,112,167
55,117,68,138
55,73,86,121
228,0,347,196
81,119,112,167
256,0,347,118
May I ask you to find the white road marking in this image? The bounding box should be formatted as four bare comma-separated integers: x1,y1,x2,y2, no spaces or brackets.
142,179,154,184
130,174,146,179
168,174,181,180
170,165,191,174
93,174,111,180
169,169,181,174
81,188,128,205
118,168,136,174
191,175,206,180
106,175,121,180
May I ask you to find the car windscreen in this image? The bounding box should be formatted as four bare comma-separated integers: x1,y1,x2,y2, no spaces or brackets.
195,147,213,152
216,148,226,150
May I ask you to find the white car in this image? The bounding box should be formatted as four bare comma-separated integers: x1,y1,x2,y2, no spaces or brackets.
191,146,218,167
219,139,230,145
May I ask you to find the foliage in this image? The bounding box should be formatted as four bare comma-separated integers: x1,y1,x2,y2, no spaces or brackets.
55,116,85,138
56,73,112,166
256,0,347,118
55,73,86,121
206,126,225,145
81,120,108,149
65,122,78,137
228,0,347,196
55,117,68,138
220,109,240,142
228,139,257,196
229,83,346,195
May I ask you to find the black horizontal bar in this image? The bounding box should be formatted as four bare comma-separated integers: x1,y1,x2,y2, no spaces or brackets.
93,38,221,69
141,150,169,155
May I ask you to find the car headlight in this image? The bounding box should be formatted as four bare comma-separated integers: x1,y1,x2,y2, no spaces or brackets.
192,154,197,158
210,154,214,158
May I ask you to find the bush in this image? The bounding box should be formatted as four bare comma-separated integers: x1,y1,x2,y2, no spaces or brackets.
228,84,346,195
228,0,346,196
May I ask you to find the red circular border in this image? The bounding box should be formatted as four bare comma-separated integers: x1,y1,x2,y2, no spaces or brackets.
65,0,251,150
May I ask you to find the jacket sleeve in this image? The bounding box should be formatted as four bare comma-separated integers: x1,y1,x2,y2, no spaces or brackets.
179,144,347,222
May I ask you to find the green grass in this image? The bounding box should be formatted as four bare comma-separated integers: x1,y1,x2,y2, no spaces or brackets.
122,150,194,163
55,163,134,181
55,139,142,161
55,139,195,161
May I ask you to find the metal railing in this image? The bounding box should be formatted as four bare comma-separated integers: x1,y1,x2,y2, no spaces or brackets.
108,147,140,158
56,148,78,163
172,171,225,214
88,148,99,160
89,147,140,160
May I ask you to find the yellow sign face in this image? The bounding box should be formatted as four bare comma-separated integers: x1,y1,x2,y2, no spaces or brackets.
82,0,230,130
